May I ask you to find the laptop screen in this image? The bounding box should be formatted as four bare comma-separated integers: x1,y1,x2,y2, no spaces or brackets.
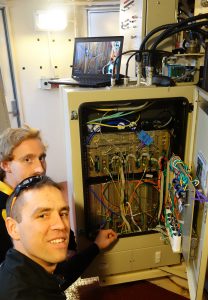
72,36,124,79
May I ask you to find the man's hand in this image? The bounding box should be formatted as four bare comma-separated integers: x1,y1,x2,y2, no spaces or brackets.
94,229,118,250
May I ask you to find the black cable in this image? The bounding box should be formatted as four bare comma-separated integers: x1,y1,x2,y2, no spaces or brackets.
178,7,193,18
151,20,208,51
175,12,208,25
193,28,208,38
112,50,139,79
125,51,138,77
139,13,208,60
139,23,176,52
114,14,208,80
113,49,171,79
146,13,208,52
151,14,208,51
111,48,173,81
125,50,171,78
148,21,208,67
113,25,207,81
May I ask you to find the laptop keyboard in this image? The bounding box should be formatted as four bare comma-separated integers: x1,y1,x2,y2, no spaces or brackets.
76,77,111,87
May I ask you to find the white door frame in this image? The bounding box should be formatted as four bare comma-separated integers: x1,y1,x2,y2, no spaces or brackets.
0,6,20,127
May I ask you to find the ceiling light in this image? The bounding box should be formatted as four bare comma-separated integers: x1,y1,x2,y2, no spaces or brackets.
35,9,67,31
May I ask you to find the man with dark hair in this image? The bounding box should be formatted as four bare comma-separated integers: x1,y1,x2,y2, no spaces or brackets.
0,175,117,300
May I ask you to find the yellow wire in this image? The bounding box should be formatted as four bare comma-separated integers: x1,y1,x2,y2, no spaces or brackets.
88,122,118,128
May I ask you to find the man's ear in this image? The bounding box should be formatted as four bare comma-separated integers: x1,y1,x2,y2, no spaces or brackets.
5,217,20,241
0,161,11,173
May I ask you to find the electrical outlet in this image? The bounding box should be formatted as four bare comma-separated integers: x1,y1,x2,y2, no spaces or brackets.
39,78,51,90
155,251,161,263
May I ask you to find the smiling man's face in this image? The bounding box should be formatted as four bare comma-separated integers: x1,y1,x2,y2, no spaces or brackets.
8,185,70,272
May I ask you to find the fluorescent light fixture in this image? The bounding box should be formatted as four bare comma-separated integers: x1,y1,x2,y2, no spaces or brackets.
35,9,67,31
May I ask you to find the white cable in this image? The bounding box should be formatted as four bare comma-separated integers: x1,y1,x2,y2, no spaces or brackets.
126,202,142,231
119,165,131,232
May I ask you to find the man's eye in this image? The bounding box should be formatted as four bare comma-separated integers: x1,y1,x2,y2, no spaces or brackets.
38,213,48,218
60,211,69,217
24,157,32,163
39,154,46,162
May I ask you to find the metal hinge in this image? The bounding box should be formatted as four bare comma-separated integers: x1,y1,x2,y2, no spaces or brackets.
9,100,18,117
204,206,207,224
188,103,194,112
190,233,198,259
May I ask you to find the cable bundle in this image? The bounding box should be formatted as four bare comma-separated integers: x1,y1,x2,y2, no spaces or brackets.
112,13,208,85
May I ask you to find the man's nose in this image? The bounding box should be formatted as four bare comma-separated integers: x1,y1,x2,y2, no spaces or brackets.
34,159,45,174
51,213,66,230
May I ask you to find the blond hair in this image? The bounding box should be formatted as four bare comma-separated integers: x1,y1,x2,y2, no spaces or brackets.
0,126,45,180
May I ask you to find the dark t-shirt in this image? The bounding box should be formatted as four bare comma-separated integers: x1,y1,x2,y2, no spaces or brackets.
0,190,13,263
0,248,67,300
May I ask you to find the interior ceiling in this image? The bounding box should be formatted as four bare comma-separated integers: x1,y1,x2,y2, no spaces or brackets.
71,0,118,2
3,0,119,3
0,0,120,8
65,0,119,3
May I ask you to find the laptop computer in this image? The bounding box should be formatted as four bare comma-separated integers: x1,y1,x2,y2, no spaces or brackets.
49,36,124,87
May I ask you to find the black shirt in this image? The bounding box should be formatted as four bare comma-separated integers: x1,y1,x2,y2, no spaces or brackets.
54,242,99,289
0,245,100,299
0,248,67,300
0,188,13,262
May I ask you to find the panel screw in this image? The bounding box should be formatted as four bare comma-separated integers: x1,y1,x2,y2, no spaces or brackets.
71,111,78,120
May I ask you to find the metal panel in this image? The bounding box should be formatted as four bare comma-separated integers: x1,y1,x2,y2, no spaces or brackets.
62,85,195,286
186,87,208,300
145,0,177,51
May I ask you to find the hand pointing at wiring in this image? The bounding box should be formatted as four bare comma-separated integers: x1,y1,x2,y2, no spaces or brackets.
94,229,118,250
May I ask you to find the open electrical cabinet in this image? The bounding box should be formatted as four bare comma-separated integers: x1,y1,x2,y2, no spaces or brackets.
62,85,208,300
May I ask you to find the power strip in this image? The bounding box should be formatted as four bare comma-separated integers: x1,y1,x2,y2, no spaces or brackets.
164,208,182,253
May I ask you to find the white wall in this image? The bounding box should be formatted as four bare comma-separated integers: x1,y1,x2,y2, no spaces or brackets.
6,0,80,182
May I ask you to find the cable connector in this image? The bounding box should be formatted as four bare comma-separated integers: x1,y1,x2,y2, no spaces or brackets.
38,78,51,90
145,66,154,86
111,76,116,87
136,62,142,86
123,77,129,86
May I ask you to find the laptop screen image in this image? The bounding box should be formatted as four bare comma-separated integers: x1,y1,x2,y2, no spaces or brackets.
72,36,124,80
